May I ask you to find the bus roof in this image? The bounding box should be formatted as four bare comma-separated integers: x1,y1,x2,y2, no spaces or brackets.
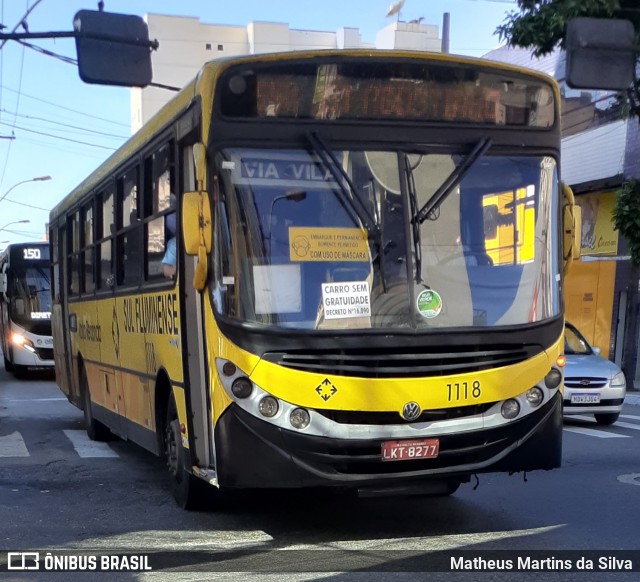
50,49,559,222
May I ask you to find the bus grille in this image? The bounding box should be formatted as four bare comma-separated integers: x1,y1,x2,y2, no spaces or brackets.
262,345,535,378
315,403,495,425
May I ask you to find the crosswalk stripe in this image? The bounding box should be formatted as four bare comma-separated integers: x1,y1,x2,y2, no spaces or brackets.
611,421,640,431
0,431,30,457
620,414,640,421
563,426,629,439
62,430,119,458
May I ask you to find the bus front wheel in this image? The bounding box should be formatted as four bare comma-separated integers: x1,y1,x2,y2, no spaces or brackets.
164,398,212,510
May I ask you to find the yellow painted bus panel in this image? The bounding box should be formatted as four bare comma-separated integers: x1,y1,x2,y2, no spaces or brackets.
172,385,190,448
248,336,563,412
69,302,101,365
202,293,244,424
121,373,153,430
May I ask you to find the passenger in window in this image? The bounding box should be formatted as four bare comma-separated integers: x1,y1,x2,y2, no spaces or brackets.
162,195,177,279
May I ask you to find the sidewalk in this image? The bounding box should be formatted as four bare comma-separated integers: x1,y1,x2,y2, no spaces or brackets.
625,391,640,406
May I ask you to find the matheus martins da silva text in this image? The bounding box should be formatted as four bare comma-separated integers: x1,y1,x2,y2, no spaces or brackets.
450,555,634,571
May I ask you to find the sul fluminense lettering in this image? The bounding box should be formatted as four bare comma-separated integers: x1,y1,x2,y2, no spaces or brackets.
123,293,179,336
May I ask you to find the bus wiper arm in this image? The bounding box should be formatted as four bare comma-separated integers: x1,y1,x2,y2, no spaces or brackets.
415,137,492,224
306,131,379,237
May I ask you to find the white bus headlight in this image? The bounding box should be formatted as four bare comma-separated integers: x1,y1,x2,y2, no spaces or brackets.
231,377,253,399
526,387,544,407
258,396,279,418
11,333,35,352
289,408,310,430
501,399,520,419
544,368,562,389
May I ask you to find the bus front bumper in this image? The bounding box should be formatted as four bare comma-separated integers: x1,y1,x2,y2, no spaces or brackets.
213,392,562,490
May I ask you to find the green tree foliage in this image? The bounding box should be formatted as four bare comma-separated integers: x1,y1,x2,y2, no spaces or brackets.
497,1,640,116
498,0,640,267
614,179,640,265
496,1,639,58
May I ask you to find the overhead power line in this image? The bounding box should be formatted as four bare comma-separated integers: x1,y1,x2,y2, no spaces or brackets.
0,107,129,139
0,120,120,150
0,84,130,128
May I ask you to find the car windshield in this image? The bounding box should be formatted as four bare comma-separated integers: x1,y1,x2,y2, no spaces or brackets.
565,325,592,355
211,147,560,331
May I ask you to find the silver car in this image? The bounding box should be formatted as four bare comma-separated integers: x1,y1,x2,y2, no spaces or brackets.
563,322,626,425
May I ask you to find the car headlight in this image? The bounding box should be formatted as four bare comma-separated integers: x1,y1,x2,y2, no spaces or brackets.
611,371,626,388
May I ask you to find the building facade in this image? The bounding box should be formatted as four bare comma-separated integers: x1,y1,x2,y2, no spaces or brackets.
131,15,443,132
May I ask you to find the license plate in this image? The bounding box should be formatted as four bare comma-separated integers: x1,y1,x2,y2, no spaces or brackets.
381,438,439,462
571,393,601,404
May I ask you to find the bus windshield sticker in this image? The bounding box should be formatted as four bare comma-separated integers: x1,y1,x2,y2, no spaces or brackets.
289,227,369,262
416,289,443,319
228,152,338,189
253,264,302,314
321,281,371,320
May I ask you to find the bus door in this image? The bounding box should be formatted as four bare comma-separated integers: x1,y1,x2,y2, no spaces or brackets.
178,142,214,475
53,225,74,399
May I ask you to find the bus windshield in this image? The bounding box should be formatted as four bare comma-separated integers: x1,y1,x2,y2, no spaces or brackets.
9,265,52,324
213,147,559,331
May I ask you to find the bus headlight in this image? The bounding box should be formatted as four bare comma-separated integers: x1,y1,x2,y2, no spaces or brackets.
526,387,544,407
231,377,253,399
258,396,279,418
12,333,35,352
501,399,520,419
544,368,562,389
289,408,310,430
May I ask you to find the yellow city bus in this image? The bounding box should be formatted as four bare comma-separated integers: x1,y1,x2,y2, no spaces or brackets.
49,50,580,509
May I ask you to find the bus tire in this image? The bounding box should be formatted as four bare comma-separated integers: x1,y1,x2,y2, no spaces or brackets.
164,397,211,510
81,365,110,441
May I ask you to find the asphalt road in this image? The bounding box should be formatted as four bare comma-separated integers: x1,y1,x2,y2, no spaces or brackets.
1,368,640,581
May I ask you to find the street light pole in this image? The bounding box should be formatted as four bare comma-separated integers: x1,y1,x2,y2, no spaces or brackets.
0,175,52,206
0,219,31,234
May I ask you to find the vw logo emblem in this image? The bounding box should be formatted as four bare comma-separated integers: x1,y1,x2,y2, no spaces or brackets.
580,379,591,386
401,401,421,421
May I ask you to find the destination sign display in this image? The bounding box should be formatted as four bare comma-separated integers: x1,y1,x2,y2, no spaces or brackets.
220,60,555,128
9,244,50,265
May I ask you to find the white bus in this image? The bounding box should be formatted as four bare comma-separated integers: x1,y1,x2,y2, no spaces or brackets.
0,241,54,376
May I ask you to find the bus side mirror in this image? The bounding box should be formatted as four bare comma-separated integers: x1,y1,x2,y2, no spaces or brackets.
565,18,636,90
562,183,581,275
73,10,154,87
182,190,212,291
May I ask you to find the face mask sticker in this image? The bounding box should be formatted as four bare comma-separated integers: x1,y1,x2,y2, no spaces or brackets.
416,289,443,319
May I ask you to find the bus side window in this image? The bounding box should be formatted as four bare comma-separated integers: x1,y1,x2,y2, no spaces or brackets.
98,188,114,289
145,143,175,281
82,201,95,294
117,167,142,287
68,212,81,296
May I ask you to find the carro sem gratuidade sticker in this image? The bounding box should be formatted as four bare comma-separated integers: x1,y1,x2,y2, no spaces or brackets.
416,289,443,319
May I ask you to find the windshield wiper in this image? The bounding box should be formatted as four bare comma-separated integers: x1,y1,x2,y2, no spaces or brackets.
402,153,423,284
305,131,388,291
306,131,379,238
415,137,492,224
